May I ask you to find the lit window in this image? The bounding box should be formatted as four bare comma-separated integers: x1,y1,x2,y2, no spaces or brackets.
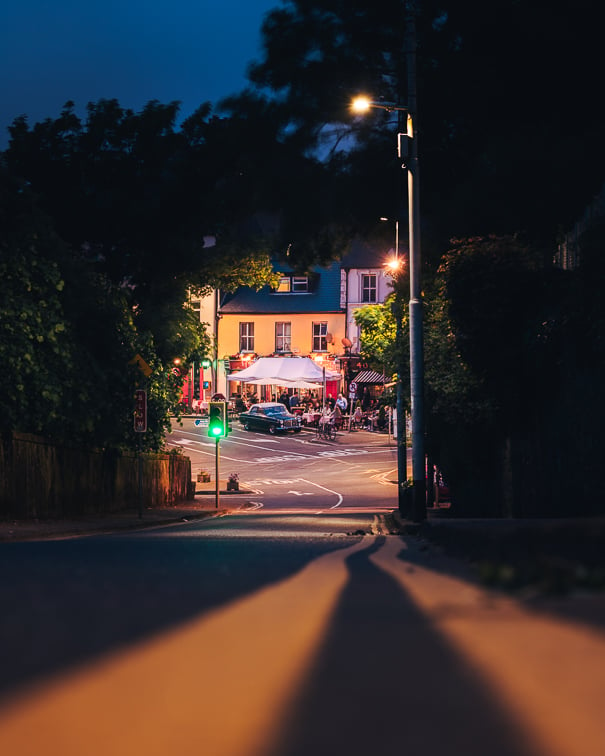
239,322,254,352
276,277,291,292
275,322,291,352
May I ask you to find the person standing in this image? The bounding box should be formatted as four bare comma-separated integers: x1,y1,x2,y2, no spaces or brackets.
362,387,371,412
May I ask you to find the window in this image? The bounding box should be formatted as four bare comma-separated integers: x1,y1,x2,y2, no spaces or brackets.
361,273,377,303
239,322,254,352
187,293,202,319
292,276,308,292
273,275,308,293
275,322,291,352
312,322,328,352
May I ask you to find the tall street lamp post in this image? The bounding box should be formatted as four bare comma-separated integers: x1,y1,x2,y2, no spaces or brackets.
381,218,408,516
352,88,426,521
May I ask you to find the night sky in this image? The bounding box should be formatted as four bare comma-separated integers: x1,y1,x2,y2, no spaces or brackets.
0,0,278,147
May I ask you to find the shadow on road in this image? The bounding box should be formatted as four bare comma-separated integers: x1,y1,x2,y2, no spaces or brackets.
267,537,541,756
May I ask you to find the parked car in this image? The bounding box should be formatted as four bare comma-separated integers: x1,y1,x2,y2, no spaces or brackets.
239,402,302,434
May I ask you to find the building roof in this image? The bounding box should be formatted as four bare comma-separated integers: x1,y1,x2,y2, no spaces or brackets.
220,260,343,314
339,237,380,268
340,235,409,268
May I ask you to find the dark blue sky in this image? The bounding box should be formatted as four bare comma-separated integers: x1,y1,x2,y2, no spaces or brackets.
0,0,278,147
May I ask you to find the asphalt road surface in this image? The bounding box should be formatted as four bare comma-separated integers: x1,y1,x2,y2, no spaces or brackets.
167,416,401,512
1,511,604,756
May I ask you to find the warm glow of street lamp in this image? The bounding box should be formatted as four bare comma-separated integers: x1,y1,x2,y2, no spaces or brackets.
386,257,402,272
351,95,372,114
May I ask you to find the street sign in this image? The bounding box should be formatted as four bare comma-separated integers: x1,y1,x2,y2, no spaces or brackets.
134,389,147,432
130,353,152,378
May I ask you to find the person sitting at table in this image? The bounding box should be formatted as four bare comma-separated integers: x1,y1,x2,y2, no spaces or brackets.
332,401,343,430
352,405,363,429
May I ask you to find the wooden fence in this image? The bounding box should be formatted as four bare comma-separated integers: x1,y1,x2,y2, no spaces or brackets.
0,432,193,519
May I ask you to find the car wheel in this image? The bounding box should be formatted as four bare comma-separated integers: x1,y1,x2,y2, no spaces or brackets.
269,425,277,435
294,428,302,433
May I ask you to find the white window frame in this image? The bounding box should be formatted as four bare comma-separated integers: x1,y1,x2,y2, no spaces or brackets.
292,276,309,292
239,322,255,352
361,273,377,303
312,321,328,352
275,322,291,353
276,276,291,292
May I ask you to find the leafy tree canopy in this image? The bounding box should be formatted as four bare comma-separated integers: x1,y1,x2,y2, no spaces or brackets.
221,0,604,251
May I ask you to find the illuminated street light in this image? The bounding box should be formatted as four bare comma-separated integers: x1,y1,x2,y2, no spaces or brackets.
380,216,401,269
351,83,426,521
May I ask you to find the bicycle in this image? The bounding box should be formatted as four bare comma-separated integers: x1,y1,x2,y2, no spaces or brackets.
316,419,336,441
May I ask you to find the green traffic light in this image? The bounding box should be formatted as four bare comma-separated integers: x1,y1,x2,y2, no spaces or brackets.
207,401,228,438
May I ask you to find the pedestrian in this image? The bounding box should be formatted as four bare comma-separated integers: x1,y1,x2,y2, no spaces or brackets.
333,401,343,430
336,393,347,413
362,387,371,411
289,391,299,410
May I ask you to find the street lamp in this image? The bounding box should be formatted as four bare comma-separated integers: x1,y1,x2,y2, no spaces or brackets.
351,93,426,522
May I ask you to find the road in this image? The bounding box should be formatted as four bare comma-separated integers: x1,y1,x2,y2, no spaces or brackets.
167,416,401,512
1,510,604,756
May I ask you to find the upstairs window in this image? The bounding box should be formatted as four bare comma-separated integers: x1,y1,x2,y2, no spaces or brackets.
312,322,328,352
273,275,309,293
292,276,309,292
239,322,254,352
275,322,291,352
361,273,377,303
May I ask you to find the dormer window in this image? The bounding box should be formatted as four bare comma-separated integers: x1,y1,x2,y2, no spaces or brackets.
273,275,309,293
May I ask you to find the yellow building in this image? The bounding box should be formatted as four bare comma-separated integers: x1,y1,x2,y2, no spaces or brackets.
218,262,346,400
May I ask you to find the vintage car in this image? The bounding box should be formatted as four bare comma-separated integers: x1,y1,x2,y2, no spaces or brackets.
239,402,302,434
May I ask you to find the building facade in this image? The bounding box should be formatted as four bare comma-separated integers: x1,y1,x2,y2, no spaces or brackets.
218,261,345,400
186,238,396,404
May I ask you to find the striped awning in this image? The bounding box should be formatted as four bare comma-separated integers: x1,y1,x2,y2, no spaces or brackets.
352,370,386,384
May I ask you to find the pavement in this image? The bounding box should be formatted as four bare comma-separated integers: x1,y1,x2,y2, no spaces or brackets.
2,421,605,601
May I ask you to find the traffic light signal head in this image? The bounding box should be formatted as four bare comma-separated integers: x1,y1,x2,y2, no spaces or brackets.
208,401,227,438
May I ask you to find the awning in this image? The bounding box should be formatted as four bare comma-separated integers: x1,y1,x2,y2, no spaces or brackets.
227,356,340,386
352,370,386,384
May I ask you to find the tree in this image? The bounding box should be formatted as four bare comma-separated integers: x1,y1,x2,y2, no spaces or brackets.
0,165,140,445
423,234,577,516
221,0,604,253
353,299,399,378
2,101,282,450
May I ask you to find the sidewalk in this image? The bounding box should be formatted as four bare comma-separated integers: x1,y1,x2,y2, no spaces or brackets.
0,499,242,543
393,509,605,595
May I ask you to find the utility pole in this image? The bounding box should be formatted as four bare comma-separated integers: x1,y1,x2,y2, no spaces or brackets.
405,0,426,522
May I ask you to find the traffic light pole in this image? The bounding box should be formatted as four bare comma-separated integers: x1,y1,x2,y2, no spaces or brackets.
215,438,220,509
